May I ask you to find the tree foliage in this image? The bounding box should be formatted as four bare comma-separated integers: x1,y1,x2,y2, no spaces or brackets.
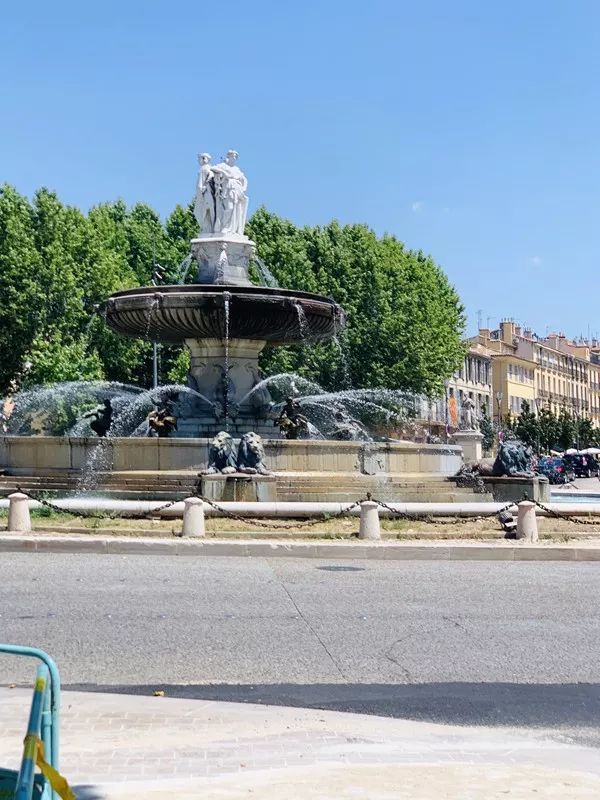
515,400,538,448
247,208,466,394
479,408,495,452
0,187,466,397
512,403,600,454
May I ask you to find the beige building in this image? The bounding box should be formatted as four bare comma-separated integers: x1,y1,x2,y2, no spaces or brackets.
448,342,493,423
420,343,492,434
471,320,600,426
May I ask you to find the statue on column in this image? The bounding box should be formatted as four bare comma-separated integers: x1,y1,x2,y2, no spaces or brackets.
212,150,249,235
193,149,249,236
459,395,477,431
193,153,216,232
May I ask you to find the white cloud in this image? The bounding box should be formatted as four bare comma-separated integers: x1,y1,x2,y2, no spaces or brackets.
529,255,543,266
411,201,424,213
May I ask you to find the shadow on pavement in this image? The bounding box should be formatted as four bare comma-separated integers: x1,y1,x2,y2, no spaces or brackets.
71,787,106,800
63,681,600,730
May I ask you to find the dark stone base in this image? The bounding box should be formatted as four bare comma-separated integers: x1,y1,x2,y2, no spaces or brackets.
199,473,277,502
480,475,550,504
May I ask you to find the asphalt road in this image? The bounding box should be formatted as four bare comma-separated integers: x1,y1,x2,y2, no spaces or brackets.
2,555,600,743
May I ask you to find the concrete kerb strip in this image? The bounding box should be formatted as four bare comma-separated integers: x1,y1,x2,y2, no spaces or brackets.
0,534,599,560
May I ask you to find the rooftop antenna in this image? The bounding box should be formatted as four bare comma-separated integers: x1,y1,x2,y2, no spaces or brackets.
477,309,483,330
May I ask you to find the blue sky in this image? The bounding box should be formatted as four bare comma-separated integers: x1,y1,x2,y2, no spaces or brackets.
1,0,598,338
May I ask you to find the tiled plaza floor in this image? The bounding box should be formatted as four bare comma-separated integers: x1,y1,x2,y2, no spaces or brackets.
2,688,600,798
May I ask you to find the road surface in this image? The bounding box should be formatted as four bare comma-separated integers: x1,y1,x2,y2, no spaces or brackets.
1,554,600,743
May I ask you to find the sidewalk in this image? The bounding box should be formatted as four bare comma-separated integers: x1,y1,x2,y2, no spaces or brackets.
2,533,600,560
1,689,600,798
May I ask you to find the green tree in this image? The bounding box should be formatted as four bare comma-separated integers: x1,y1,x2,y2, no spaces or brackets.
574,416,599,449
558,408,576,451
515,400,540,450
538,407,561,453
0,185,44,392
247,209,466,393
479,408,495,452
21,331,104,387
0,191,467,397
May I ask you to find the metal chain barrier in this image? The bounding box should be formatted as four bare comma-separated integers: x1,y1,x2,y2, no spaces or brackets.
14,486,182,521
370,495,516,526
531,496,600,527
194,492,366,530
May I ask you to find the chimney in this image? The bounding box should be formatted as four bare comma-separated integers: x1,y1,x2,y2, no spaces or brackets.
500,320,515,345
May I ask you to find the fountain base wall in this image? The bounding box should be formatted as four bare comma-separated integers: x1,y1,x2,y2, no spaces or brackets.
0,436,462,475
0,436,474,502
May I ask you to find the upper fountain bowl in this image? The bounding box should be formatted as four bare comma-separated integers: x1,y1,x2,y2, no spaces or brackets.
102,285,346,345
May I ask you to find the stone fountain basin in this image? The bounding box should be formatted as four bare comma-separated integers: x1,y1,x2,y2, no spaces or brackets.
103,285,345,345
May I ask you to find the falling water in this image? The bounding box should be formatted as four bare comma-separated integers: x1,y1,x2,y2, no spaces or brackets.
75,436,113,494
295,302,309,339
174,253,194,285
144,296,160,340
6,381,143,436
83,304,101,339
332,334,351,388
252,256,279,288
236,373,322,410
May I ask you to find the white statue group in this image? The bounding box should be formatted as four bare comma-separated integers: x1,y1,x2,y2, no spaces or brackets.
194,150,249,237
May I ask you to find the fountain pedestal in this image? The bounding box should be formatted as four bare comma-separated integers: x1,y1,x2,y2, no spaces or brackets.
186,337,269,412
191,233,255,286
199,473,277,502
452,430,483,463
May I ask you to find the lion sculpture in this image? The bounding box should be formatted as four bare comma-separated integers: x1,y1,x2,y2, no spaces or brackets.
463,436,534,479
237,432,270,475
203,431,237,474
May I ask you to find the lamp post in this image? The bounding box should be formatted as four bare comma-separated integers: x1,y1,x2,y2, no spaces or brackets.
495,391,503,426
443,379,450,443
495,391,503,447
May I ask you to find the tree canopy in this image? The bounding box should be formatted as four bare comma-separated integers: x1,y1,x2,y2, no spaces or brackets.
0,185,466,398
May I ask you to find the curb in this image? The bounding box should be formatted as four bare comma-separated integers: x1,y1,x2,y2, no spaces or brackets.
1,535,600,560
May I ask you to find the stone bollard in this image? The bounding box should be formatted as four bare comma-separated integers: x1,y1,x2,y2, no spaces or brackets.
516,500,538,542
8,492,32,533
358,500,381,540
181,497,206,538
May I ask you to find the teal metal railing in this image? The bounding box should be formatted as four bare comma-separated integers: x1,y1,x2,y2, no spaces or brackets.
0,645,61,800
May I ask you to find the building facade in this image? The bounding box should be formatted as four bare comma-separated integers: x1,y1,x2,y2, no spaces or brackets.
448,343,492,424
419,343,492,433
471,320,600,426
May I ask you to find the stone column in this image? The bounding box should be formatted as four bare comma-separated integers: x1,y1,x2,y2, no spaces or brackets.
516,500,538,542
8,492,31,533
452,430,483,463
185,337,269,412
182,497,206,537
358,500,381,540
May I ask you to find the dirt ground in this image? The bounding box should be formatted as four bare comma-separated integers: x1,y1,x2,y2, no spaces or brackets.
1,507,599,540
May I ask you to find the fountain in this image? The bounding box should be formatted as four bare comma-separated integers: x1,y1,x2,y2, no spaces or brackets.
103,150,345,438
0,150,470,502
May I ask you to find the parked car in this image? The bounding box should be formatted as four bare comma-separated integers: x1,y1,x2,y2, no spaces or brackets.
562,453,600,479
536,456,575,485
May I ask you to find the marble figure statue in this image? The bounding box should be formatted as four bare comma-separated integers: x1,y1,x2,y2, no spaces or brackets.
460,396,477,430
194,153,216,232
